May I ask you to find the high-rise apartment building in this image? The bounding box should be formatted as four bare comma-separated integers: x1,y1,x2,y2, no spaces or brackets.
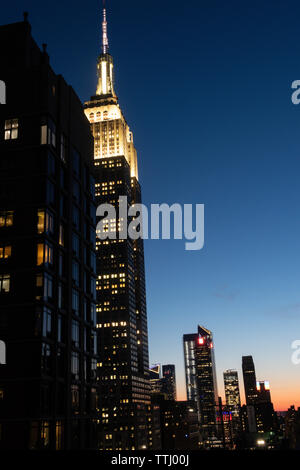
84,4,150,450
183,325,218,443
0,17,98,449
242,356,258,405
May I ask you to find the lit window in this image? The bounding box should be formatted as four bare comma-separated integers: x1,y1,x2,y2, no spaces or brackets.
59,224,64,246
0,274,10,293
41,118,56,147
4,119,18,140
37,243,53,266
0,245,11,259
0,211,13,227
37,210,53,234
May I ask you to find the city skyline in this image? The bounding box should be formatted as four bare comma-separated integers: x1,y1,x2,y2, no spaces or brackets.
1,0,300,412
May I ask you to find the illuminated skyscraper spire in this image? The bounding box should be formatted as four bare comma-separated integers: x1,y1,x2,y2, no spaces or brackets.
95,0,116,98
102,0,109,54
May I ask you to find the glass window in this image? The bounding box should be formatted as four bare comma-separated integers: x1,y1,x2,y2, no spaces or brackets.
4,119,18,140
72,320,80,348
47,181,55,205
73,180,80,202
72,205,80,229
0,274,10,293
37,242,53,266
60,134,67,163
59,224,64,246
42,308,52,338
72,233,80,257
72,289,79,315
0,245,12,259
72,260,80,286
41,118,56,147
0,211,13,227
37,210,53,234
41,343,51,374
71,353,79,380
48,152,55,176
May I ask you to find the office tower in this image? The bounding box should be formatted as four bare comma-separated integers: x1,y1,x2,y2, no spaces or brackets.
255,380,277,433
223,370,241,440
149,364,163,395
0,17,98,449
162,364,177,401
183,325,218,444
84,4,150,450
242,356,258,405
224,370,241,408
256,380,271,403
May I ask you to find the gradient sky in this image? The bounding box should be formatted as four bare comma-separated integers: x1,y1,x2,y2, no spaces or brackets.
3,0,300,410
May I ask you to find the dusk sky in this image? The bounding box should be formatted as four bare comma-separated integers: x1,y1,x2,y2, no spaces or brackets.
3,0,300,410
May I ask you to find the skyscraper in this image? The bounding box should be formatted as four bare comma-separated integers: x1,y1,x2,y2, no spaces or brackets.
162,364,177,401
242,356,258,405
224,370,241,408
223,369,241,439
0,17,98,449
84,3,150,450
183,325,218,443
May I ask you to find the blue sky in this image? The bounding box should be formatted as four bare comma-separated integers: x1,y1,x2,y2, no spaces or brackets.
3,0,300,408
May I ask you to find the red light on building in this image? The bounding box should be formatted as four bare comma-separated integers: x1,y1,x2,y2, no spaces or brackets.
198,337,204,345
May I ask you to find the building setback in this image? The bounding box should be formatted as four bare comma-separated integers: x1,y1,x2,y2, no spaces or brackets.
84,5,150,450
0,17,98,449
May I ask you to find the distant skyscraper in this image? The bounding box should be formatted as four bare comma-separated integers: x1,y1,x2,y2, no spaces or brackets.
255,380,277,433
84,3,150,450
256,380,271,403
162,364,177,401
149,364,163,395
224,370,241,408
242,356,257,405
223,369,241,439
183,326,218,442
0,17,98,449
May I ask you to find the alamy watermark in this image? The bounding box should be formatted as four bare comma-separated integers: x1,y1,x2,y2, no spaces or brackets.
291,340,300,365
96,197,204,251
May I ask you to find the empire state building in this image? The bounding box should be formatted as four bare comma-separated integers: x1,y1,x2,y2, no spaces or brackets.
84,4,151,450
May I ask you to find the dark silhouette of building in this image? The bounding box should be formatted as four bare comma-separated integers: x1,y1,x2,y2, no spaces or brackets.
152,395,200,450
254,381,277,433
0,16,98,449
284,406,300,449
83,4,150,450
183,325,218,445
242,356,257,405
162,364,177,401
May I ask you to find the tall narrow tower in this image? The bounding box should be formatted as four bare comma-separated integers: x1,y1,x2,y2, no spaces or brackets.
242,356,257,405
183,325,218,444
84,2,150,450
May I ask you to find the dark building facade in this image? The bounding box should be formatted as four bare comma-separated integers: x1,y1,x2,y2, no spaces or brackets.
242,356,258,405
152,395,200,450
83,5,150,450
162,364,177,401
183,325,218,445
0,18,98,449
